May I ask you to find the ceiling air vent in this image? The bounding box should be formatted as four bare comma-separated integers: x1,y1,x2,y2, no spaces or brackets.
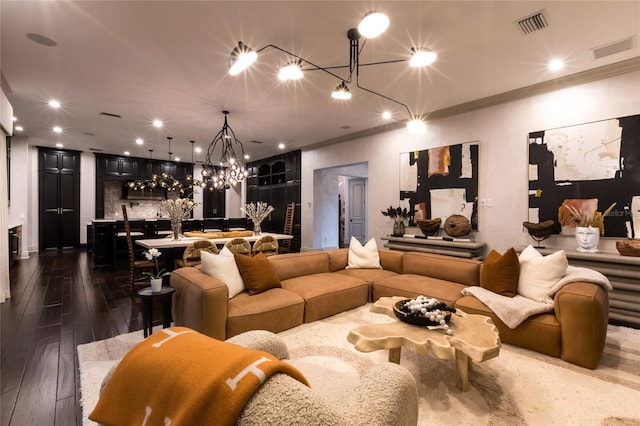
89,147,103,152
590,36,635,59
99,112,122,119
515,10,549,35
250,140,264,144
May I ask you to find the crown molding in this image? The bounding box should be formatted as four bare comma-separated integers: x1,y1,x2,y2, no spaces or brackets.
306,56,640,151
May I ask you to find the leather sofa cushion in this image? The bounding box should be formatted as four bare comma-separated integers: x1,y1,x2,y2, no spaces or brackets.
455,295,561,358
402,253,481,286
282,273,369,323
334,268,399,286
372,274,469,306
227,289,305,338
269,252,330,281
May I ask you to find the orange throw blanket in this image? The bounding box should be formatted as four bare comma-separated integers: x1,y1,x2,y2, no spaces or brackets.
89,327,309,426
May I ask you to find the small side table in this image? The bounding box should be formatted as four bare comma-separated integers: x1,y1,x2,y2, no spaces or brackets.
137,286,176,337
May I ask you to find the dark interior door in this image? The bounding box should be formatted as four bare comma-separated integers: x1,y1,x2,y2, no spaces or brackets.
39,148,80,250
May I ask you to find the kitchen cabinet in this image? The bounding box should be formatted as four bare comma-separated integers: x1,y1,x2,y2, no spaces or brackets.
38,148,80,250
94,153,193,218
247,150,301,251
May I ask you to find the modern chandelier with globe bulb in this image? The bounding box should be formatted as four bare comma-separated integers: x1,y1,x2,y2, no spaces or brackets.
227,11,436,135
200,110,249,191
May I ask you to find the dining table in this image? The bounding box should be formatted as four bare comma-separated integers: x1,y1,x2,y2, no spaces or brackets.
135,232,293,250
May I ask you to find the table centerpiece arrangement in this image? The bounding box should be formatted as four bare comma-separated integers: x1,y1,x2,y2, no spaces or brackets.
242,201,274,235
161,197,197,240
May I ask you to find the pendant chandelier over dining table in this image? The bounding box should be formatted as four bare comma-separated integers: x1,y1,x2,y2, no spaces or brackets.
227,11,437,135
200,110,249,191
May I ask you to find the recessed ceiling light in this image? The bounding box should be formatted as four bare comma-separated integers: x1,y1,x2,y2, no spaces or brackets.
153,119,163,128
278,143,285,149
382,111,392,120
175,157,181,162
195,147,202,154
55,143,63,148
548,59,564,71
14,125,24,132
49,100,61,108
124,151,130,156
53,126,62,133
135,138,144,145
244,154,250,160
12,116,17,121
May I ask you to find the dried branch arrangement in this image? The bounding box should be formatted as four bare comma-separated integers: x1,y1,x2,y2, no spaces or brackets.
242,201,274,223
566,202,616,230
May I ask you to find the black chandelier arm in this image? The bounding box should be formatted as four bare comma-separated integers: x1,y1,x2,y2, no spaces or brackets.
355,77,414,118
301,58,407,71
257,44,348,83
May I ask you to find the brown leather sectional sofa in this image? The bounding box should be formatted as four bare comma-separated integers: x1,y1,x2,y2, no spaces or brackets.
170,248,609,369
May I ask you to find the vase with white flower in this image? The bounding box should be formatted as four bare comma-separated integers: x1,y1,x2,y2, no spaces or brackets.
142,248,171,292
161,197,197,240
241,201,274,235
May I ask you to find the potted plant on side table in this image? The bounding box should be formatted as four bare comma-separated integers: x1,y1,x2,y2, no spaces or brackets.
142,248,171,292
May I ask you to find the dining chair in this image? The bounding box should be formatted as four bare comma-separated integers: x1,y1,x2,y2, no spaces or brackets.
121,204,156,294
224,238,252,256
252,235,279,257
175,240,219,268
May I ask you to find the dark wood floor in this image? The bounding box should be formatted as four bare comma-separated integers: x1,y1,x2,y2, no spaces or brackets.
1,249,149,426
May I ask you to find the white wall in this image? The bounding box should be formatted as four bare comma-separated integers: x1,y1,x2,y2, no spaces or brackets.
1,89,12,301
301,70,640,254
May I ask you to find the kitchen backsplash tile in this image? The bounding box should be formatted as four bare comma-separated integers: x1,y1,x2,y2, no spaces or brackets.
104,181,165,219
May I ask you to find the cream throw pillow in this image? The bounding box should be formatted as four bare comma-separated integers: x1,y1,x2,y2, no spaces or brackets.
517,245,568,304
200,247,245,298
346,236,382,269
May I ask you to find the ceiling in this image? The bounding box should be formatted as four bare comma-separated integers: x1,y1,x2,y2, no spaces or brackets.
2,1,639,163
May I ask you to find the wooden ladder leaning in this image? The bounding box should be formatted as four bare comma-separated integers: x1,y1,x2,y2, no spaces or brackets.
280,202,295,253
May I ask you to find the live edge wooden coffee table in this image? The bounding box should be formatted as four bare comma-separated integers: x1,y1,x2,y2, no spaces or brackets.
347,296,501,391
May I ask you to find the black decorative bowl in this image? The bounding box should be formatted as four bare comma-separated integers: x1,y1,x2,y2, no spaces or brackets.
393,299,453,327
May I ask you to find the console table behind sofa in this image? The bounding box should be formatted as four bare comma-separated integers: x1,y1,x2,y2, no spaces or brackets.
381,236,486,260
536,248,640,329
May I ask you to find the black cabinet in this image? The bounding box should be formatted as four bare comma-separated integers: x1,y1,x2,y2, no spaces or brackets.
98,155,138,177
94,153,193,219
91,222,116,268
38,148,80,250
247,150,301,252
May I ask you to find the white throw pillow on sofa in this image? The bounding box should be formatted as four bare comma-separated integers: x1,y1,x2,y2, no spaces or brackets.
517,245,568,304
346,236,382,269
201,247,245,298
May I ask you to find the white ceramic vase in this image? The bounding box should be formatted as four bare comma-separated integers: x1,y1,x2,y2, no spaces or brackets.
150,278,163,292
575,226,600,253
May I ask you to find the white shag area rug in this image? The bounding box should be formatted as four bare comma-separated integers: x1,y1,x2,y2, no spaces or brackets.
78,304,640,425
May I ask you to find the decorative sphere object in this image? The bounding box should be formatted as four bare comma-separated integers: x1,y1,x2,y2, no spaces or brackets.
416,218,441,237
393,298,454,327
616,239,640,257
444,215,471,237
